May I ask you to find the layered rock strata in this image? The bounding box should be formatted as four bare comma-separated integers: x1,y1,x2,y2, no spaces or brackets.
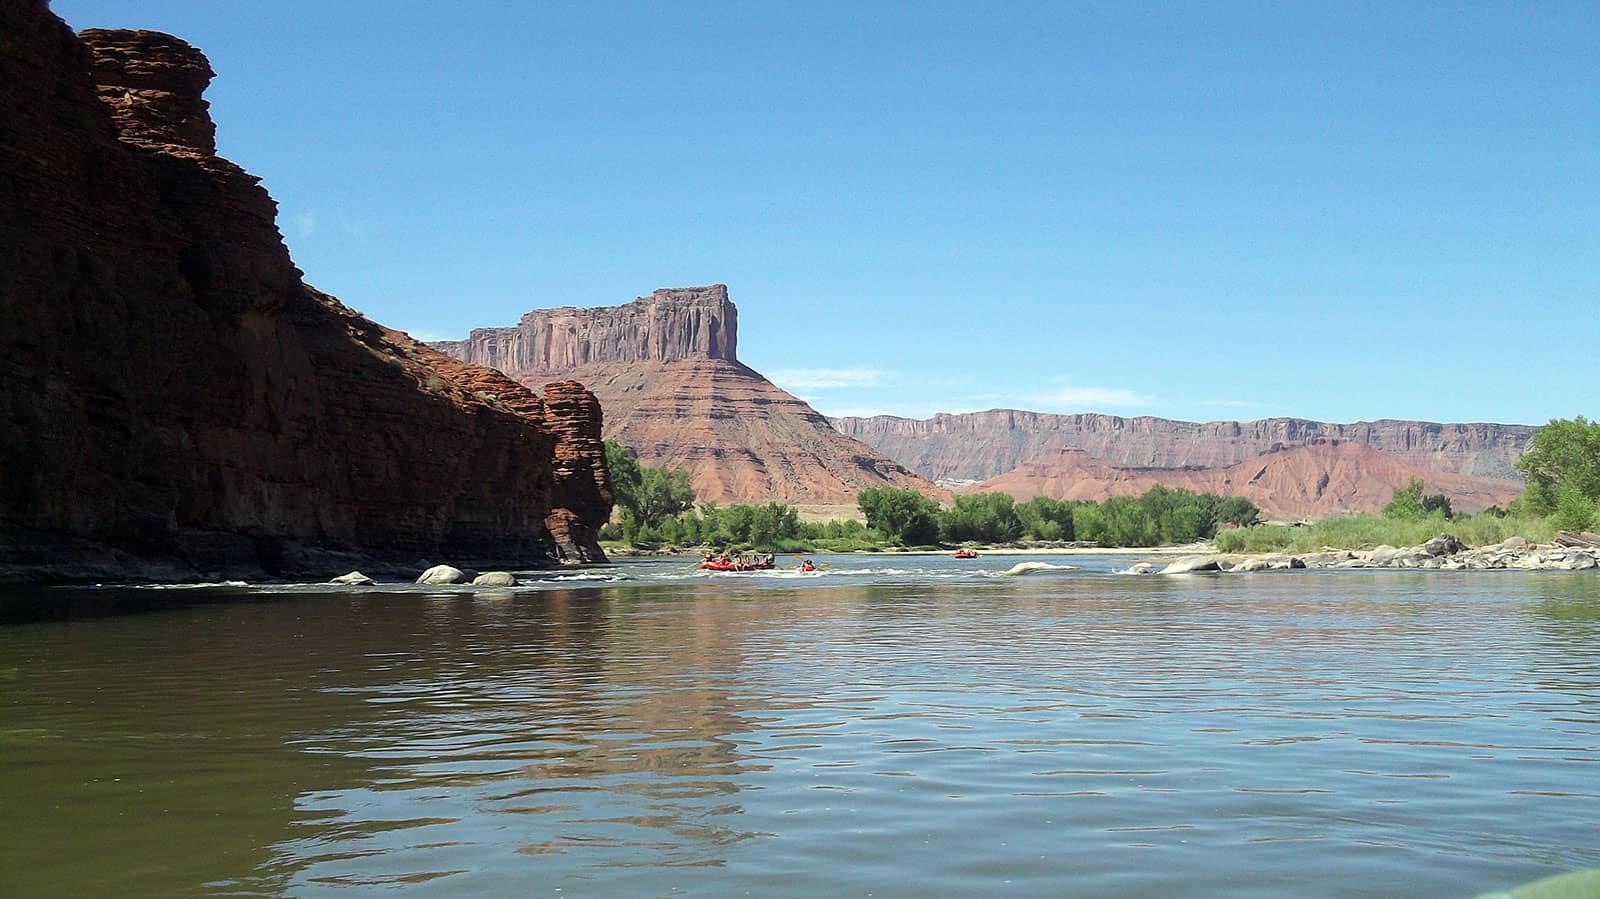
832,411,1535,483
436,288,932,504
967,441,1522,520
0,6,610,582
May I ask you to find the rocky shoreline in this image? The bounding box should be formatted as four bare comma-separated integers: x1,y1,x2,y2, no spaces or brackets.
1140,532,1600,575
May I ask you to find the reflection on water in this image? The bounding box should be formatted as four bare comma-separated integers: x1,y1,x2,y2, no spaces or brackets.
3,562,1600,896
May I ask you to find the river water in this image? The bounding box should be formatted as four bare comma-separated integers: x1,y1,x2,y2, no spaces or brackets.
3,555,1599,896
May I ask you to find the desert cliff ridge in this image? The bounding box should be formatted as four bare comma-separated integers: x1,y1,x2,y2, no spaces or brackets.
0,5,610,582
435,289,934,505
432,285,738,372
968,440,1523,520
834,410,1535,483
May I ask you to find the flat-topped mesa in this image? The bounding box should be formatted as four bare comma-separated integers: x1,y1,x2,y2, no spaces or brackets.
434,284,936,504
79,29,217,155
437,285,738,375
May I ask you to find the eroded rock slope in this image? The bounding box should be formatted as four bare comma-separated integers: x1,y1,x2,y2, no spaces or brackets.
435,287,932,504
969,441,1522,520
0,6,610,581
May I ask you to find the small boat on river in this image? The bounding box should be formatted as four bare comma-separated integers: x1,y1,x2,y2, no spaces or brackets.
952,549,979,559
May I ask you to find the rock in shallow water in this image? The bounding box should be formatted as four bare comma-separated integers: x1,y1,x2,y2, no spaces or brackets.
329,571,375,586
1002,561,1078,576
472,571,518,587
417,565,466,585
1159,555,1222,574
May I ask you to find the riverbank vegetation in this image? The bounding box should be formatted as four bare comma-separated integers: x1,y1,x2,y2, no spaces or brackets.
601,417,1598,554
1517,417,1599,532
1214,511,1558,555
1217,417,1598,553
861,486,1260,548
602,444,1262,551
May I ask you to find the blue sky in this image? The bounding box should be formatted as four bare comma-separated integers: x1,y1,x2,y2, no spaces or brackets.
55,1,1597,425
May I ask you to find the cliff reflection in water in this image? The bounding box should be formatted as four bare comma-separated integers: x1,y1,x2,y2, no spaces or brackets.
269,587,781,883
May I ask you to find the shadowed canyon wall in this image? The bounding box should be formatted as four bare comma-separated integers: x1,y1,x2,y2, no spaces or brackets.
0,6,610,581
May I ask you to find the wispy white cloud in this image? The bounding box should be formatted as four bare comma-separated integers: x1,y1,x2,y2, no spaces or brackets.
290,210,317,238
767,368,885,391
1028,384,1158,410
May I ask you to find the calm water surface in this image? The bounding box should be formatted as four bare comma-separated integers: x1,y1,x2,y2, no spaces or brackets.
4,555,1600,896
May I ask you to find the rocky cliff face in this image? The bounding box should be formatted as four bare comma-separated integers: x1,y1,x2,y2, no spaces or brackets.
970,441,1523,520
833,410,1535,484
433,286,738,371
435,289,932,505
0,6,610,581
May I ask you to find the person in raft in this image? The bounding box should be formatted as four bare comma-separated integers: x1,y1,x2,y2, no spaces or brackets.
800,560,816,572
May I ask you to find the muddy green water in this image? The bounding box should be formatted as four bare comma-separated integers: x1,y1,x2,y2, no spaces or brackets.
3,556,1599,896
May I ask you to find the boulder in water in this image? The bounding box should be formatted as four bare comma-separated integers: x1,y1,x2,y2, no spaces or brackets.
1002,561,1078,576
472,571,518,587
417,564,466,585
329,571,375,586
1159,555,1222,574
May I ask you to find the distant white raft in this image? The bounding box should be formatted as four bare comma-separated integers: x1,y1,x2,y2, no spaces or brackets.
1002,561,1078,576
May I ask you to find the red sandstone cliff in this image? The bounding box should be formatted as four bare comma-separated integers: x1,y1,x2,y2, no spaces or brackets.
832,410,1535,484
968,441,1523,520
0,6,610,581
435,288,933,504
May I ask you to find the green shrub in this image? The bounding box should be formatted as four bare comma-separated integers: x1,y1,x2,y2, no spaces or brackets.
1215,512,1556,554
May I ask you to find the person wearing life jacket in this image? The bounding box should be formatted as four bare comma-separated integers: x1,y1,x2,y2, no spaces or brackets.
800,560,816,572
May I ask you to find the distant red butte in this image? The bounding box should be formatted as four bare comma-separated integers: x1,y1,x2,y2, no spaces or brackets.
433,286,935,505
966,441,1523,520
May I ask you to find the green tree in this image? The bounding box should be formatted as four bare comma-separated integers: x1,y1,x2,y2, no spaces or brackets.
1383,478,1453,521
1384,477,1427,520
1421,493,1453,519
749,501,801,550
1016,497,1076,541
1072,502,1107,544
1518,417,1600,530
604,441,642,521
857,487,942,545
635,466,695,525
941,493,1023,542
604,441,695,535
1216,495,1261,528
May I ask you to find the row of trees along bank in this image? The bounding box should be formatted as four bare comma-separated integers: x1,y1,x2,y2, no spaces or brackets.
602,442,1259,550
600,419,1600,553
